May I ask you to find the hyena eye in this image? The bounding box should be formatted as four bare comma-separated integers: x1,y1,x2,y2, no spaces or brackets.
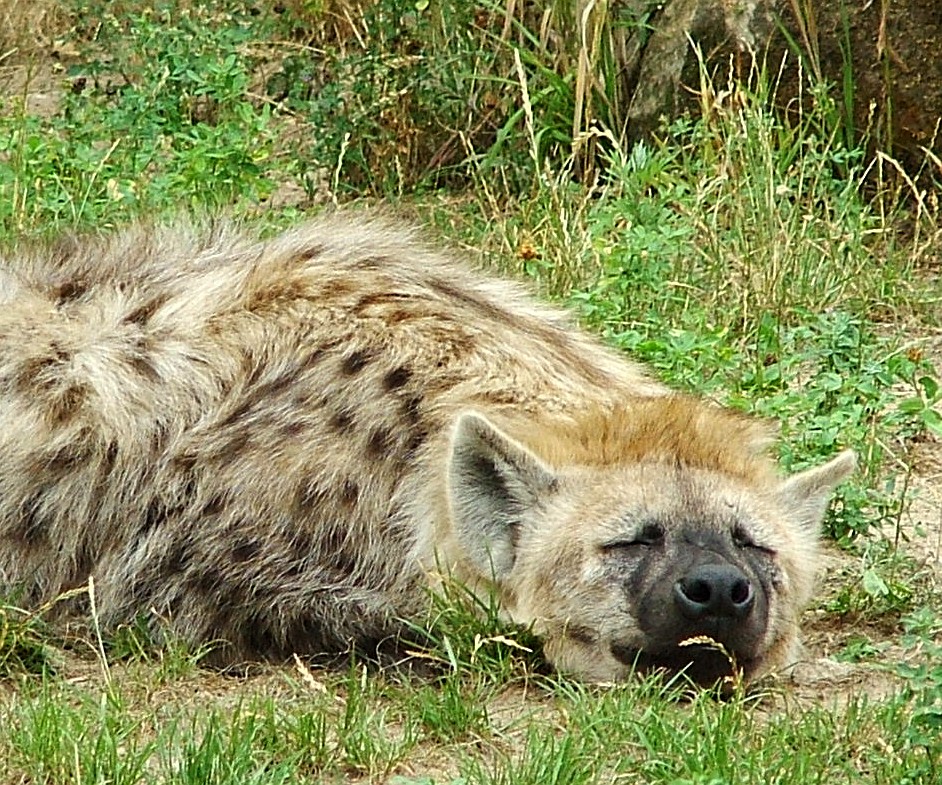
636,523,664,545
601,523,664,551
732,525,774,554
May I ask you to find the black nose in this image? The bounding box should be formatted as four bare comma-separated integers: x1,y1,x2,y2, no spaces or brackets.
673,564,754,620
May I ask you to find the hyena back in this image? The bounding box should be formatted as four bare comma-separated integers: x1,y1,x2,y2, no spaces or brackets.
0,215,854,684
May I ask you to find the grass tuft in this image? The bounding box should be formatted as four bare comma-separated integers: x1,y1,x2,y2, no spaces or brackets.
0,600,54,676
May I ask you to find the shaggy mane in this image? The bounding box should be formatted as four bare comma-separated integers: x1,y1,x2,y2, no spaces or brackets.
509,396,777,483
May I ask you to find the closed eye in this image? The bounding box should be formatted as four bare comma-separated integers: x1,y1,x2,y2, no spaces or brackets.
601,523,664,551
732,525,776,555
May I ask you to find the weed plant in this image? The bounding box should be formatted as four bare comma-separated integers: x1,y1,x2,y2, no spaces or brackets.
0,600,53,676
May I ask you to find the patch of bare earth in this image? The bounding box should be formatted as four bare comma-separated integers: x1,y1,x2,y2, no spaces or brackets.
0,0,74,113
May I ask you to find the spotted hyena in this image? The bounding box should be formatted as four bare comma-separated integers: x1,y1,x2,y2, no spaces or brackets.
0,214,854,684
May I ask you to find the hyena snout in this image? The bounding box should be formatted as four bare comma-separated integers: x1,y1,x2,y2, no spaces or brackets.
617,559,769,686
673,564,755,621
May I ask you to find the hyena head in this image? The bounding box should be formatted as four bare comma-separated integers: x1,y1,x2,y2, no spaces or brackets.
444,402,855,685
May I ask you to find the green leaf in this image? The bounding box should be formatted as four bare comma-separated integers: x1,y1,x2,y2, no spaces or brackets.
921,408,942,437
898,397,927,415
862,568,889,598
918,374,939,400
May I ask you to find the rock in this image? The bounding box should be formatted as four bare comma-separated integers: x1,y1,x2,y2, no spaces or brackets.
616,0,941,172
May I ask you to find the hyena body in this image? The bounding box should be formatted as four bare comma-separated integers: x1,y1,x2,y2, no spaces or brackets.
0,215,854,683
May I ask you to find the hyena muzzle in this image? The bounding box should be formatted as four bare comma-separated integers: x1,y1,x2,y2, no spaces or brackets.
0,214,855,685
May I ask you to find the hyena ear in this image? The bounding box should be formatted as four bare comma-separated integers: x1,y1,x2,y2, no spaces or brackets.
779,449,857,532
447,412,557,582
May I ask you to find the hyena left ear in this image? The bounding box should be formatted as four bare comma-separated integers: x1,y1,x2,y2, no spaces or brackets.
447,412,557,582
778,449,857,532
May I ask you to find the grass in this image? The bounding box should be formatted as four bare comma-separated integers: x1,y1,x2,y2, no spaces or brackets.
1,0,941,782
0,601,53,675
4,663,941,783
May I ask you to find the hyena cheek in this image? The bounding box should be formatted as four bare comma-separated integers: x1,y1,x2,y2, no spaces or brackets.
541,629,632,683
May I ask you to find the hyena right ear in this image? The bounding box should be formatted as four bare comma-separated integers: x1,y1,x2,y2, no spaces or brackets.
778,449,857,533
447,412,557,582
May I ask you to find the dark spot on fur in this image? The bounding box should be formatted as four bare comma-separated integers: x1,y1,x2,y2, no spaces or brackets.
219,373,297,429
240,348,265,387
245,276,310,311
301,347,326,369
289,243,326,266
354,291,413,314
11,494,48,546
219,398,255,429
231,537,260,563
282,559,304,579
219,430,251,459
301,339,339,370
48,384,88,424
353,255,392,271
53,280,88,303
129,353,160,381
341,350,372,376
366,427,392,459
201,494,227,517
323,278,356,298
401,395,423,426
150,426,168,455
340,479,359,508
318,526,359,577
428,277,511,325
388,309,419,323
178,475,199,507
42,442,88,476
327,547,358,577
103,441,119,473
11,357,53,395
291,392,313,409
13,348,82,419
264,372,297,397
142,499,164,533
479,389,523,406
187,567,224,596
124,293,170,326
142,473,199,532
280,419,307,437
566,625,599,646
329,409,355,434
172,453,197,473
162,540,192,576
297,480,330,511
382,366,412,391
404,427,428,458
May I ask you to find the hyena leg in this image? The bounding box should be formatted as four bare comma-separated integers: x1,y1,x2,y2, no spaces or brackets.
91,535,417,665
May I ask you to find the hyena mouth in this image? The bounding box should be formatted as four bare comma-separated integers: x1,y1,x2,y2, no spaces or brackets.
609,641,755,687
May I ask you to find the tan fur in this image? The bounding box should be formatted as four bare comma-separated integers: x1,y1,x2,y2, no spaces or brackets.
0,214,854,682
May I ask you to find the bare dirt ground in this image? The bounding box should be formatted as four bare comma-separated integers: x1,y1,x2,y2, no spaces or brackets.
0,61,64,118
